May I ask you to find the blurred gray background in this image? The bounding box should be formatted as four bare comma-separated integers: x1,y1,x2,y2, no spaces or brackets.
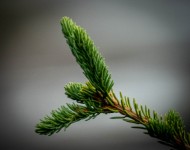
1,0,190,150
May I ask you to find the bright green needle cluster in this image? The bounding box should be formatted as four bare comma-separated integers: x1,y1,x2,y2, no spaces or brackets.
35,16,190,150
60,17,114,95
64,82,105,111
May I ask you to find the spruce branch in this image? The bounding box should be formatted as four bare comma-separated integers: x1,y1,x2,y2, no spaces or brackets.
35,16,190,150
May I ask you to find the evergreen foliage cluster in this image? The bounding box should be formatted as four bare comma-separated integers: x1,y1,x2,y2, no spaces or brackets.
35,17,190,150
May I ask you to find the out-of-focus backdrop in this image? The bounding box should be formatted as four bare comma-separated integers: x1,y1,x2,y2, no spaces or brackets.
1,0,190,150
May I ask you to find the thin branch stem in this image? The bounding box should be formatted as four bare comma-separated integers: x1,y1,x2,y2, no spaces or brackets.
101,91,190,150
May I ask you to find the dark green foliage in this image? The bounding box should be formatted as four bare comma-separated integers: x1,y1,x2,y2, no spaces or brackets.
35,104,98,136
35,16,190,150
